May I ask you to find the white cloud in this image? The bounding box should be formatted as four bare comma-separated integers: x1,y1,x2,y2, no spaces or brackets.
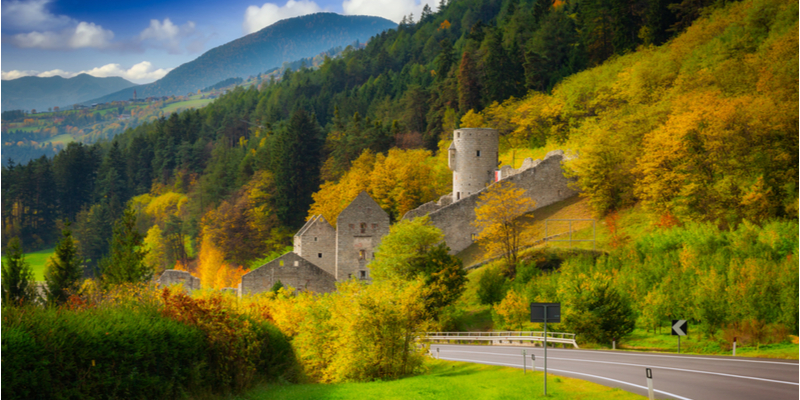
342,0,437,23
243,0,322,34
9,21,114,50
1,0,72,30
138,18,200,54
2,61,172,84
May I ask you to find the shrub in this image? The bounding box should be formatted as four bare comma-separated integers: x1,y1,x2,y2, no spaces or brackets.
477,266,507,305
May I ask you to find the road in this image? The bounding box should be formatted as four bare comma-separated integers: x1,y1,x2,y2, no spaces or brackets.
431,344,799,399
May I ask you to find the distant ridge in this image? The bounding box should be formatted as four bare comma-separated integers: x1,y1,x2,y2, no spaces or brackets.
86,13,396,104
1,74,134,112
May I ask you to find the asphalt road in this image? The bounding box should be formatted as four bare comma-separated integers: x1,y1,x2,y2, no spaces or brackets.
432,344,799,399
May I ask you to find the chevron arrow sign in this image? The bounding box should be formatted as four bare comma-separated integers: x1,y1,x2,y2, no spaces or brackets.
671,319,688,336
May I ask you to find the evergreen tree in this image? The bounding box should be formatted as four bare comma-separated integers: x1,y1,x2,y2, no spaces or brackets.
44,223,83,305
271,108,324,228
99,206,151,286
1,237,37,306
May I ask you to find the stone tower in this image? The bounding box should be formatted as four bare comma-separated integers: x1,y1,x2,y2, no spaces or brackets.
449,128,499,201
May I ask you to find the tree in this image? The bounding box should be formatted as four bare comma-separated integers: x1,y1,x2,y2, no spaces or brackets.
1,237,37,305
473,181,536,277
44,223,83,305
99,206,151,286
563,280,636,345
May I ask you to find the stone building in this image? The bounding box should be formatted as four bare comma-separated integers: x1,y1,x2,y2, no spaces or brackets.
241,191,390,296
449,128,500,201
293,214,336,277
333,191,390,281
157,270,201,291
239,252,336,296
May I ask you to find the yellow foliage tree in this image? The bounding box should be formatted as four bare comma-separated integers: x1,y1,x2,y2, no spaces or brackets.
493,289,531,331
473,181,535,276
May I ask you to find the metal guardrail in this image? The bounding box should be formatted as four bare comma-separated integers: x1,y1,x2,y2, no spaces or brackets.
422,331,579,349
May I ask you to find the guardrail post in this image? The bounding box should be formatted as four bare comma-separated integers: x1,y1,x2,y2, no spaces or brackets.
532,354,535,372
613,340,616,350
733,337,737,356
436,347,440,360
646,368,654,400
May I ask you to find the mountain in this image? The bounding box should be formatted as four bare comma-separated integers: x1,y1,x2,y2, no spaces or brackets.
87,13,396,104
1,74,135,112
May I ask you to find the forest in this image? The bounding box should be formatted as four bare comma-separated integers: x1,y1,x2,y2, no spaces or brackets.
2,0,797,397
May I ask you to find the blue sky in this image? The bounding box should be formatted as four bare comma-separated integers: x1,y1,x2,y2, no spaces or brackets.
2,0,434,83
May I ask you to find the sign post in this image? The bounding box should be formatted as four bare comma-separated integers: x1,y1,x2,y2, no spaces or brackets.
671,320,687,353
531,303,561,396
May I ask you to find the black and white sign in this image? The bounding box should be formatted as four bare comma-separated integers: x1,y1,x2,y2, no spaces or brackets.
672,319,688,336
530,303,561,323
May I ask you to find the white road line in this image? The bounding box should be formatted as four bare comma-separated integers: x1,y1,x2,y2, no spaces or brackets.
437,350,800,386
437,344,799,366
440,356,694,400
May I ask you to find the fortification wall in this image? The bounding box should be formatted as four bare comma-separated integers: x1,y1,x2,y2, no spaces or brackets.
157,270,201,291
403,150,578,254
239,252,336,296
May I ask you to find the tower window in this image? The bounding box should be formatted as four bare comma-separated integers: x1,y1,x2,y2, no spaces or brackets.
318,253,322,258
360,270,367,279
457,192,460,200
477,150,481,157
457,132,460,138
314,237,317,242
359,250,366,260
372,223,378,229
360,222,367,234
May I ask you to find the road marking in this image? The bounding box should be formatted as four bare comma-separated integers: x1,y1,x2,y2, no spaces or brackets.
438,350,800,385
439,356,694,400
436,344,799,366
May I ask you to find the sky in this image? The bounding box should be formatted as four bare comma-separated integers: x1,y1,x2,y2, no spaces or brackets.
1,0,437,84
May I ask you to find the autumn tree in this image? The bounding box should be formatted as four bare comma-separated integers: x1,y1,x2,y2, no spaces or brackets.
473,181,536,277
44,223,83,305
1,237,37,305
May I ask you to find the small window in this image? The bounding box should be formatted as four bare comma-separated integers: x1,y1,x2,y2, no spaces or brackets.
360,271,367,279
348,273,352,279
360,222,367,234
457,132,460,138
457,192,460,200
359,250,366,260
471,234,477,240
294,261,299,267
314,237,317,242
371,223,377,229
279,260,284,266
318,253,322,258
477,150,481,157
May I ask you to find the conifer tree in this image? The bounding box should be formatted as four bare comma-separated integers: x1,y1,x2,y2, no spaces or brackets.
44,223,83,305
100,206,151,286
1,237,37,306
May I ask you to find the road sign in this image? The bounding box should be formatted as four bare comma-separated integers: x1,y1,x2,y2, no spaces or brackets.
672,320,688,336
530,303,561,323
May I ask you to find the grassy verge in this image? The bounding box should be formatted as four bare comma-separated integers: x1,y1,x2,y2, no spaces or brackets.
162,99,213,114
2,247,54,281
225,359,644,400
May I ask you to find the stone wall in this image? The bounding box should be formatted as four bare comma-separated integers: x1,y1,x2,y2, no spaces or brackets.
335,191,390,281
157,270,201,291
239,252,336,296
403,150,579,253
293,214,337,277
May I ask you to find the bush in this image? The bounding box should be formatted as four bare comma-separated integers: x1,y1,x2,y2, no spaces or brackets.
477,266,507,305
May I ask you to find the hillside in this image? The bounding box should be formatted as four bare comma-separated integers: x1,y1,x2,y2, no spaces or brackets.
1,74,134,112
87,13,396,103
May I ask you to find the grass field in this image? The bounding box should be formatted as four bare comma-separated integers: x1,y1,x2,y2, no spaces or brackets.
225,360,645,400
43,133,75,146
161,99,214,114
1,247,54,281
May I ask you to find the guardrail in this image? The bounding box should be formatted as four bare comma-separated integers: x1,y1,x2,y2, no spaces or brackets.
422,331,579,349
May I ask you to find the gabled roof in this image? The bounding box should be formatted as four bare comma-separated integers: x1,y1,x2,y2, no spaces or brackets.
338,191,389,222
295,214,335,237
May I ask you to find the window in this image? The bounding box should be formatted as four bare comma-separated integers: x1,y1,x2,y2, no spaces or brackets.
360,222,367,234
477,150,481,157
318,253,322,258
314,237,317,242
359,250,366,260
279,260,284,266
457,192,460,200
471,234,477,240
360,271,367,279
371,223,378,229
457,132,460,138
294,261,299,267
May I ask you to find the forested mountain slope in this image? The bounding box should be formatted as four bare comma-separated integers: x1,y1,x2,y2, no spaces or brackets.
2,0,795,289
